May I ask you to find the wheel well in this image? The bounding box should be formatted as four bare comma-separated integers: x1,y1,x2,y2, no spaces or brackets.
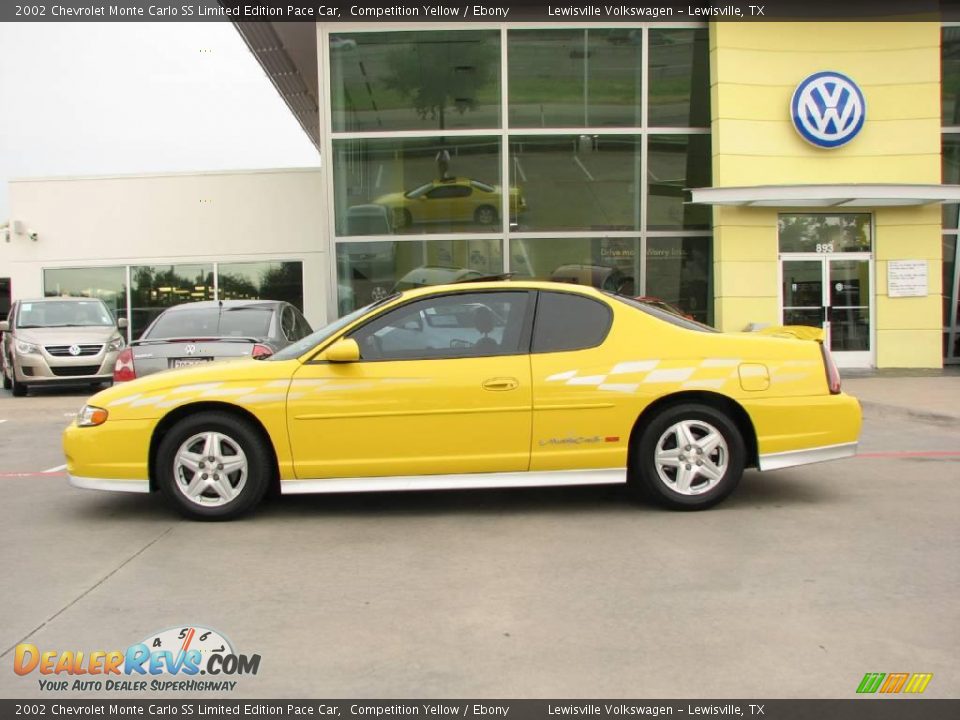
627,391,759,472
148,402,281,494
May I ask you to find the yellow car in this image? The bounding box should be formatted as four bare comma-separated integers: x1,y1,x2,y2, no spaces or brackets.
64,281,861,520
373,177,526,228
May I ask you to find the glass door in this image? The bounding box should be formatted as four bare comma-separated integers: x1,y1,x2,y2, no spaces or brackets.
781,256,873,367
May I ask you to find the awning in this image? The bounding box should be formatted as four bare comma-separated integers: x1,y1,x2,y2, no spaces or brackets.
689,184,960,208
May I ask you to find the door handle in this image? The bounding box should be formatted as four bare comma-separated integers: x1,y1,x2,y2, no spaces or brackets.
482,377,519,391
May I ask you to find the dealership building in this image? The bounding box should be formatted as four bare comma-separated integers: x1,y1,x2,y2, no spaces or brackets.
3,18,960,368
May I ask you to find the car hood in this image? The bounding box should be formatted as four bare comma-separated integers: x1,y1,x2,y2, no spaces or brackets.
14,326,121,344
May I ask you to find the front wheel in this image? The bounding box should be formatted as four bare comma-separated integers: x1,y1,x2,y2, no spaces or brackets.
156,412,272,520
631,403,745,510
9,362,26,397
2,360,11,390
474,205,498,225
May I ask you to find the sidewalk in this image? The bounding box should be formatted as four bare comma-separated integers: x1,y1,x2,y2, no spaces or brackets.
841,369,960,422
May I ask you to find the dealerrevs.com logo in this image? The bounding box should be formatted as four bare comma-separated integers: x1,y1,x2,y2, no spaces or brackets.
13,625,261,692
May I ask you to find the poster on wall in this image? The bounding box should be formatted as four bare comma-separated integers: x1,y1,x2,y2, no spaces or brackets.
887,260,928,298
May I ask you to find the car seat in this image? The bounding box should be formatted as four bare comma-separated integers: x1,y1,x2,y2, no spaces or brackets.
473,306,499,352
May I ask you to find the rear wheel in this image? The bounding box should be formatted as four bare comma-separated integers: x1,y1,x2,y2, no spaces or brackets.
156,412,271,520
631,403,744,510
474,205,498,225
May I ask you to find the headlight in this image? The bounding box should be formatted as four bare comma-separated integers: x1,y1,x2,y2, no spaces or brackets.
77,405,109,427
106,336,125,352
15,339,38,354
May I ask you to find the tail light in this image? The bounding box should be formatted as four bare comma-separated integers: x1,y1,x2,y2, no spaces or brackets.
820,342,841,395
251,344,273,359
113,348,136,382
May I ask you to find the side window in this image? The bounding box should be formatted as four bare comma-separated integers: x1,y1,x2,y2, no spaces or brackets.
293,309,312,340
351,291,531,361
426,185,472,200
280,306,297,341
532,292,613,353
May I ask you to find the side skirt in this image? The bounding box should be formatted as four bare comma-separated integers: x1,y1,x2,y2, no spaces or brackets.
281,469,627,495
757,442,858,472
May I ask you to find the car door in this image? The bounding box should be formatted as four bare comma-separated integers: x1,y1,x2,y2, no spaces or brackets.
528,291,629,472
421,184,472,223
287,290,534,479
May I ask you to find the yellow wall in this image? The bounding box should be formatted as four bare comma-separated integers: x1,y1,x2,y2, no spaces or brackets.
710,22,943,367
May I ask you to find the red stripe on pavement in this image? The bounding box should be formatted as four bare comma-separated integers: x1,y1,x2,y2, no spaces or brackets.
857,451,960,458
0,471,67,478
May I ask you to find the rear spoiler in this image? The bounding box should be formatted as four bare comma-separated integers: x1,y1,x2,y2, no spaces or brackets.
754,325,825,342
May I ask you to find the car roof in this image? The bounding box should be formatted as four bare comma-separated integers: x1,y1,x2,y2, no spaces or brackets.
16,296,107,304
159,300,281,312
394,279,607,301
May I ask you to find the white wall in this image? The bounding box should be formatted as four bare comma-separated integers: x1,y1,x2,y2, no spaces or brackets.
1,168,329,325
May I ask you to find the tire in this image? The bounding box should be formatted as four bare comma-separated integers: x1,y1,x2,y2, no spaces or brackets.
395,208,413,229
474,205,498,225
2,360,10,390
10,362,26,397
156,411,272,521
630,403,744,510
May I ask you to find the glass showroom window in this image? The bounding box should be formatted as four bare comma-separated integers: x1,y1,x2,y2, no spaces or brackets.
336,238,503,314
330,30,501,133
43,266,127,323
218,261,304,310
645,237,712,324
508,135,642,232
777,214,873,253
648,28,710,127
510,237,640,295
508,29,642,129
647,134,712,230
129,264,214,339
332,137,502,236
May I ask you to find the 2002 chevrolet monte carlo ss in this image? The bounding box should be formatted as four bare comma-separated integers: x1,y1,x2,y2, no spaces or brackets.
63,281,862,520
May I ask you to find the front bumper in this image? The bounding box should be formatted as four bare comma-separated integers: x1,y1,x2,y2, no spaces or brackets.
69,474,150,493
14,348,118,385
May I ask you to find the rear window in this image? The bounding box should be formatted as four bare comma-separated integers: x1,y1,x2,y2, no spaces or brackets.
145,306,273,339
611,294,718,333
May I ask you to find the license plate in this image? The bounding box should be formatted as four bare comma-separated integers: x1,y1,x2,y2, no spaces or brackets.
172,357,213,368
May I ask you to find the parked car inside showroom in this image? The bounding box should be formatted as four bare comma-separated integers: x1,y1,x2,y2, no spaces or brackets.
373,177,526,229
1,297,126,397
113,300,312,382
65,280,861,521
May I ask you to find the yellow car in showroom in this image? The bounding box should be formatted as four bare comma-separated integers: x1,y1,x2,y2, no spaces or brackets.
373,177,526,228
64,281,861,520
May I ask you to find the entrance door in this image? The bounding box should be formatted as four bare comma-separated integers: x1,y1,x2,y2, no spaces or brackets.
781,256,872,367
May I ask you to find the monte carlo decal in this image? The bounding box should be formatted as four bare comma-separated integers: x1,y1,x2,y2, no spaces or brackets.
791,71,866,149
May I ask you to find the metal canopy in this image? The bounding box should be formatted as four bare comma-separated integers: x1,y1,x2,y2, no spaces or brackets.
233,22,320,151
689,184,960,207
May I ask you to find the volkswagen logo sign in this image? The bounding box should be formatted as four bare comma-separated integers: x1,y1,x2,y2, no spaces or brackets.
184,345,197,356
791,71,866,149
68,345,81,356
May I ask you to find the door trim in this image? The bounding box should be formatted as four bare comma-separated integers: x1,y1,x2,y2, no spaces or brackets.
282,468,626,494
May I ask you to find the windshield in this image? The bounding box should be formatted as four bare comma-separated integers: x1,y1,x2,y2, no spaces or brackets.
144,306,273,339
17,300,114,328
269,295,399,361
609,294,718,333
404,183,433,199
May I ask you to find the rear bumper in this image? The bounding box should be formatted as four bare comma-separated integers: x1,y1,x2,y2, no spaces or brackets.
758,441,858,471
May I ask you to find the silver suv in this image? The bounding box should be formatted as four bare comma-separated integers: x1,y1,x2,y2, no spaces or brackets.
1,297,127,397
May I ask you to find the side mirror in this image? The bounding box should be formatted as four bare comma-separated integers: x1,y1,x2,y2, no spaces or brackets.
117,318,128,329
0,321,7,332
325,338,360,363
